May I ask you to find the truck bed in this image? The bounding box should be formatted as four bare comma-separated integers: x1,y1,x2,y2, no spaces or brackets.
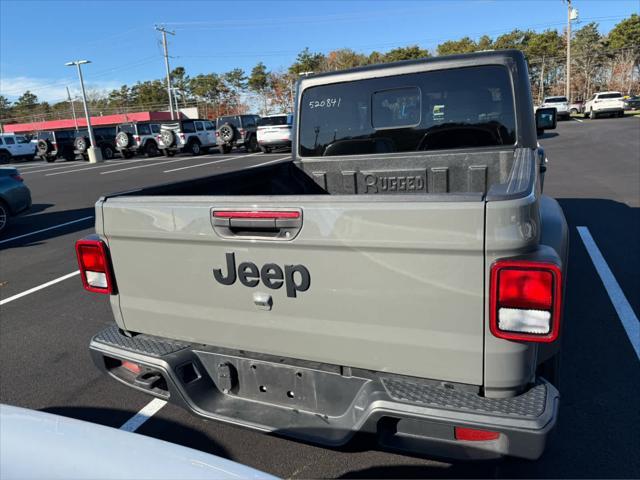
117,148,528,199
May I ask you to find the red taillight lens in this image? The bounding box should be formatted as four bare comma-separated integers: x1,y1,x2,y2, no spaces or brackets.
239,128,245,135
490,260,562,342
454,427,500,441
75,239,115,294
498,269,552,310
10,174,24,182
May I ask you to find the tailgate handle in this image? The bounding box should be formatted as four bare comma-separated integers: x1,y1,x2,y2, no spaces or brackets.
212,210,302,240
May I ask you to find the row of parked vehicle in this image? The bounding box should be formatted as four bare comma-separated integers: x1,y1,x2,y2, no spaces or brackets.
539,91,636,120
0,113,294,164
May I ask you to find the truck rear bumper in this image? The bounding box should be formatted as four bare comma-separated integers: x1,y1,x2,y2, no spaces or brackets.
90,325,559,460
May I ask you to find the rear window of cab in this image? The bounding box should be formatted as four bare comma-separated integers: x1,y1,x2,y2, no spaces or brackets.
299,65,517,157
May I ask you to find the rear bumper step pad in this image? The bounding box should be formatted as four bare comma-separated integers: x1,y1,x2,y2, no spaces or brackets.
90,325,558,460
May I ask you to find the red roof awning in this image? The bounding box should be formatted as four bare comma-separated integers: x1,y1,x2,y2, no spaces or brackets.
2,111,180,133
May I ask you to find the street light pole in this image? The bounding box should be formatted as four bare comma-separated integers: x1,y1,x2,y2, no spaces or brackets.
65,60,102,162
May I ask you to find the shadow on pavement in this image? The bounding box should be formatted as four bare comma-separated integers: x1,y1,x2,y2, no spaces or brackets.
1,206,94,249
41,406,231,460
24,203,54,215
539,132,559,139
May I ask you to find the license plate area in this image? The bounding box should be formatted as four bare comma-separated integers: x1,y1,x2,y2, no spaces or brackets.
194,350,365,415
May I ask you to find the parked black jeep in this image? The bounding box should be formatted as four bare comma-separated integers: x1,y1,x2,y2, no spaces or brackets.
215,114,260,154
36,130,77,162
74,127,117,160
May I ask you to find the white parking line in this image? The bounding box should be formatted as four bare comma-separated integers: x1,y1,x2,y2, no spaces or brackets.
101,154,230,175
248,156,291,169
46,157,158,176
0,271,80,306
22,162,93,174
14,162,50,171
572,117,584,123
164,151,263,173
577,226,640,361
119,398,167,432
0,216,94,245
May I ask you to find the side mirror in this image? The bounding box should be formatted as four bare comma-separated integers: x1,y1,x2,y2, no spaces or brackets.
536,107,557,136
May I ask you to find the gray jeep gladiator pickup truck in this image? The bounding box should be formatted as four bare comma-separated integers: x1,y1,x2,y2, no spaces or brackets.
78,50,566,461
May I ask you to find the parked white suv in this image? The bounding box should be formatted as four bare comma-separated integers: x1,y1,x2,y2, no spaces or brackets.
256,114,293,152
116,122,162,158
158,119,217,156
540,96,570,120
0,134,37,164
584,91,625,119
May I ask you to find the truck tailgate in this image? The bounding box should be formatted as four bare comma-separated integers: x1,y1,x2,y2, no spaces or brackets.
102,197,485,385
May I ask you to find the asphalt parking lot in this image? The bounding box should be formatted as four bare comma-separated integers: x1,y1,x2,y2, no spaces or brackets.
1,117,639,478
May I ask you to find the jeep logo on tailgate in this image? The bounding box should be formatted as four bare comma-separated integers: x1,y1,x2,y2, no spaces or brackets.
213,253,310,298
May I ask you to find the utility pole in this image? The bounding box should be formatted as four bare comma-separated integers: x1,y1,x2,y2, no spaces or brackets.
565,0,578,101
170,87,180,117
539,56,545,104
66,86,78,130
566,0,571,101
156,25,176,120
289,78,294,112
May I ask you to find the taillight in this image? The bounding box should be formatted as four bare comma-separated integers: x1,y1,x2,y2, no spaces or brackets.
134,135,141,143
75,239,115,294
489,260,562,342
454,427,500,441
215,131,219,137
179,133,185,141
10,174,23,182
239,128,245,136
